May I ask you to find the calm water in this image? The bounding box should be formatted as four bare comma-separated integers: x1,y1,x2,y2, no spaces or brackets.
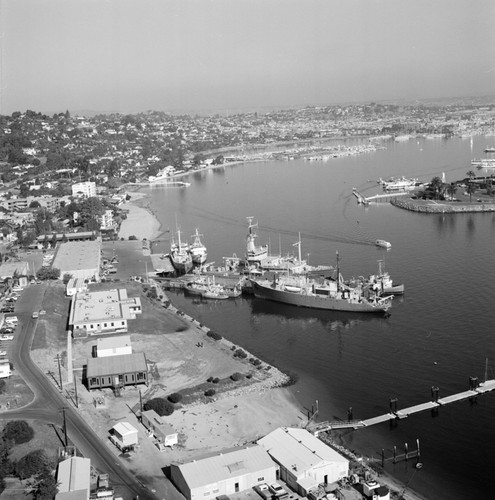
145,136,495,500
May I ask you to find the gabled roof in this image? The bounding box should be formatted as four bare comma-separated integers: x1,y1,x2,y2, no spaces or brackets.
173,445,275,489
86,352,146,377
257,427,348,474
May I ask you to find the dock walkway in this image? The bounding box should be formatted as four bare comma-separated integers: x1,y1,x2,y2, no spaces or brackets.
309,379,495,435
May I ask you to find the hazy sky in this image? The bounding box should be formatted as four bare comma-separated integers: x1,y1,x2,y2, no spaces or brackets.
2,0,495,115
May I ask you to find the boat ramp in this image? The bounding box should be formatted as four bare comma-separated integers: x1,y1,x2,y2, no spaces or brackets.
308,378,495,436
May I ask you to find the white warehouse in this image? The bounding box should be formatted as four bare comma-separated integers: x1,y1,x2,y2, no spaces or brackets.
257,427,349,496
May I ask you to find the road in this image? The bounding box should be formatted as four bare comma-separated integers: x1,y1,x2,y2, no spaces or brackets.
0,283,158,500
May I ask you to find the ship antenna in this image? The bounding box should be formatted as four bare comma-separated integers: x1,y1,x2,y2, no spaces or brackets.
336,250,340,292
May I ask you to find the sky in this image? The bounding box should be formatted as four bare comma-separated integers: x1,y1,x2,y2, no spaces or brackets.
1,0,495,115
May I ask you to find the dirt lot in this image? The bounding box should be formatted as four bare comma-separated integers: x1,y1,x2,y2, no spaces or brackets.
20,280,306,499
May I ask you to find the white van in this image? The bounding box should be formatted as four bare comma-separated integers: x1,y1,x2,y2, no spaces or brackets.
5,316,18,324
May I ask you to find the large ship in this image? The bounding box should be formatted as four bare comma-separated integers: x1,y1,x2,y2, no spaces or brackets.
170,229,193,274
250,252,393,313
245,217,269,263
189,229,207,265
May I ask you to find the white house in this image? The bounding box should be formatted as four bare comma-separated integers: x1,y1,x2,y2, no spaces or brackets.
66,277,88,297
170,445,278,500
71,181,96,198
257,427,349,496
55,456,91,500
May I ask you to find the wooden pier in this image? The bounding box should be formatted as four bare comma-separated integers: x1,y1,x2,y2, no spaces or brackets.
308,379,495,436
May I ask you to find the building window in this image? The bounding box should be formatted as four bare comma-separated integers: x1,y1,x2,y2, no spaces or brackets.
258,477,264,482
111,322,114,327
104,323,107,327
90,378,98,385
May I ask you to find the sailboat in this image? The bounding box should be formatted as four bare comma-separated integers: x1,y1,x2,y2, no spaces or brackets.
170,228,193,274
189,229,207,265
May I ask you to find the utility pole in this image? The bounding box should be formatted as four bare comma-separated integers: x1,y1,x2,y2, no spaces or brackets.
73,370,78,408
61,407,68,447
55,354,63,390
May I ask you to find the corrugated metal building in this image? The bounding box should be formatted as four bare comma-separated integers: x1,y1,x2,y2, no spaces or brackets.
52,240,101,282
170,445,278,500
141,409,178,447
257,427,349,496
86,352,148,390
55,456,91,500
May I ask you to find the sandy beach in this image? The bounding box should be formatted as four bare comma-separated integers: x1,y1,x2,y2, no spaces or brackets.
118,191,163,241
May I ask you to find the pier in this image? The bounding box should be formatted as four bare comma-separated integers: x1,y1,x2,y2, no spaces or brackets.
352,188,412,204
308,378,495,436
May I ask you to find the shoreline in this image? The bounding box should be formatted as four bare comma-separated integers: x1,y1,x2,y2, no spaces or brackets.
123,165,428,500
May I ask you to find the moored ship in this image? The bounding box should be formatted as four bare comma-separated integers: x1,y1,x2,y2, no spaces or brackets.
251,252,393,313
189,229,207,265
170,229,193,274
377,176,422,191
245,217,269,263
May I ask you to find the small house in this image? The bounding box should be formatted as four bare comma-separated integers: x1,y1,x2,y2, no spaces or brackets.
141,409,178,448
110,422,138,452
93,335,132,358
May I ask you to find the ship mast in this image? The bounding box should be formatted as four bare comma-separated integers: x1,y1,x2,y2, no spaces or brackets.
336,250,340,292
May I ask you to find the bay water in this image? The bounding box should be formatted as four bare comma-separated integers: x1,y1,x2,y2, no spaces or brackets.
145,136,495,499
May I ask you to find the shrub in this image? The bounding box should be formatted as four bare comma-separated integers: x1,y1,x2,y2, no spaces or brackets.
207,377,213,383
2,421,34,444
128,235,137,240
204,389,216,397
246,373,253,379
233,348,247,359
143,397,174,416
206,331,222,341
230,372,243,382
168,392,183,404
213,377,220,384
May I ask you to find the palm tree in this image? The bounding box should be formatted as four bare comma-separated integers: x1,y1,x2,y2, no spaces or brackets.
429,176,443,200
446,183,457,201
466,182,476,202
466,170,475,181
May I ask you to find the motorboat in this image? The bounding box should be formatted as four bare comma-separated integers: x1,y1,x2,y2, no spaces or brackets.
375,239,391,249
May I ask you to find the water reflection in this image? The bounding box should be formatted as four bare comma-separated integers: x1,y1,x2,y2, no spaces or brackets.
249,298,387,333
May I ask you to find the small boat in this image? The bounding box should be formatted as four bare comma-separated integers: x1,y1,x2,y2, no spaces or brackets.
202,286,229,300
367,260,404,295
484,147,495,153
184,279,209,296
375,239,391,249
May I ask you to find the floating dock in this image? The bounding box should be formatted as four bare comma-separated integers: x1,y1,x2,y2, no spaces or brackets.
308,379,495,435
352,188,411,204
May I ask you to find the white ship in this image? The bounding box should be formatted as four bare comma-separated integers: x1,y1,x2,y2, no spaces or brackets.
189,229,207,265
245,217,269,263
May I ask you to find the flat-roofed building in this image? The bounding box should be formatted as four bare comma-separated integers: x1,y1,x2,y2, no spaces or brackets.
66,277,88,297
55,456,91,500
257,427,349,496
71,181,96,198
86,352,148,390
170,445,277,500
0,359,11,379
110,421,139,451
69,288,142,337
52,240,101,282
94,335,132,358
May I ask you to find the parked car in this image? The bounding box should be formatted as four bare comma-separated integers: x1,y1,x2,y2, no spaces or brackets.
0,351,7,356
1,328,14,334
269,483,288,499
0,335,14,341
254,484,272,500
32,311,39,319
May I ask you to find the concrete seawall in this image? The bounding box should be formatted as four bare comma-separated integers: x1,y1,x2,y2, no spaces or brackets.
391,198,495,214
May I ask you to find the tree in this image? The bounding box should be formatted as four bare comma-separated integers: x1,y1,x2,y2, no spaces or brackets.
2,421,34,444
466,170,475,181
36,267,61,280
466,182,476,202
15,450,48,480
31,468,58,499
29,201,41,209
429,176,444,200
62,273,73,284
446,183,457,201
79,197,104,230
143,397,174,416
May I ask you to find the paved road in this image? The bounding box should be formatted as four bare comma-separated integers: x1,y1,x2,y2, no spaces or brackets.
0,283,157,500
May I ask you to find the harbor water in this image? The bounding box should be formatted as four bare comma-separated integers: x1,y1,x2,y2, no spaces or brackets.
145,135,495,500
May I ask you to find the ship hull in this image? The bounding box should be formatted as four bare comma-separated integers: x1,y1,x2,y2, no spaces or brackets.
170,254,193,274
251,280,390,313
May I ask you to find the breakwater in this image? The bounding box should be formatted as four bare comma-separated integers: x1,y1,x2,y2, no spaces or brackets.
391,198,495,213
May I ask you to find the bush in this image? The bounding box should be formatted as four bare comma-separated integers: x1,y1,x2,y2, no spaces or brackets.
213,377,220,384
128,235,137,240
167,392,183,404
206,331,222,341
204,389,216,397
233,348,247,359
230,372,243,382
2,421,34,444
207,377,213,383
143,397,174,416
246,373,253,379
